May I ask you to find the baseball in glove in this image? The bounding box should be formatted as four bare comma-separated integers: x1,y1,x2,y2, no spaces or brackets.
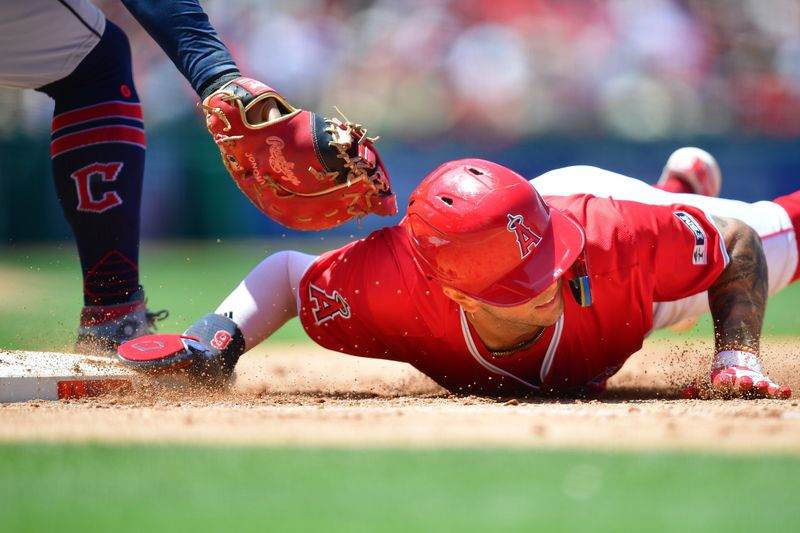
199,77,397,230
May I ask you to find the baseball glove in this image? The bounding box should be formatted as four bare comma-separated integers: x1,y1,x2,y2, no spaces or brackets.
199,77,397,230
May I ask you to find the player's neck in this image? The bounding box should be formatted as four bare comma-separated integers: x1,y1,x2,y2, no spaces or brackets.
466,311,547,356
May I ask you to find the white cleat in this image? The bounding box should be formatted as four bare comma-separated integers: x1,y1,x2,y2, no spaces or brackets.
658,147,722,198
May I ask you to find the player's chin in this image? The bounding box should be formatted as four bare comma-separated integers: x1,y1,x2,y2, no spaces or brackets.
539,309,563,327
530,294,564,326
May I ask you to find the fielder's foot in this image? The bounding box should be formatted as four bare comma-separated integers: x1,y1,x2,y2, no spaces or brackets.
658,146,722,198
75,289,168,355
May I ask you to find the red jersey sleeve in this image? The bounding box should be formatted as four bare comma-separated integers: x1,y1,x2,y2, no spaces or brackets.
617,200,729,301
547,194,730,304
298,227,445,362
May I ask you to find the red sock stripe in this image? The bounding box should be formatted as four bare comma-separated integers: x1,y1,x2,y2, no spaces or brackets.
773,190,800,283
52,101,143,133
80,301,143,326
50,125,146,158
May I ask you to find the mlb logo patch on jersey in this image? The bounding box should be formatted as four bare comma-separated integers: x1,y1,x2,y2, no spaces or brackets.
674,211,707,265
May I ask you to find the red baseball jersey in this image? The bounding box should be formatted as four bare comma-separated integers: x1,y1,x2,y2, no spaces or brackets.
298,194,728,396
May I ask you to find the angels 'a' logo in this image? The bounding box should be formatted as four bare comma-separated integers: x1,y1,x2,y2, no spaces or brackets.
506,214,542,258
309,284,351,324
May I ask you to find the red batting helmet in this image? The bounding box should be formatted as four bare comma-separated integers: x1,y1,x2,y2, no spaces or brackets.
405,159,587,307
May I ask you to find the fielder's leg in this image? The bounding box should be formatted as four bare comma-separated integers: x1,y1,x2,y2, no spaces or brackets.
37,21,164,353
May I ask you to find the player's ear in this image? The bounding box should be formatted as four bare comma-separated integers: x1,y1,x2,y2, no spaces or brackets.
442,286,480,313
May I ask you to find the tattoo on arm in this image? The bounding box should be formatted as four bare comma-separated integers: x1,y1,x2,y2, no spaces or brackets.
707,216,768,353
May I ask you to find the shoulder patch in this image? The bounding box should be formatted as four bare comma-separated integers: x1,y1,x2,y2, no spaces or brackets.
674,211,707,265
309,284,351,324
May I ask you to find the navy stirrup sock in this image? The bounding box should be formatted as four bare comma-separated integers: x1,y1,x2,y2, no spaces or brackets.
38,21,145,306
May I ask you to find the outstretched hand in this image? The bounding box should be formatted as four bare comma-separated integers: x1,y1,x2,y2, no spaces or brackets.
683,349,792,400
710,365,791,399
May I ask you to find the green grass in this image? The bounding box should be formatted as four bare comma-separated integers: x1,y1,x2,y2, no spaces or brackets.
647,281,800,339
2,240,799,350
0,443,798,533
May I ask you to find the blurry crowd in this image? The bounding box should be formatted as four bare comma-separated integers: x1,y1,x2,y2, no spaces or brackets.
3,0,800,140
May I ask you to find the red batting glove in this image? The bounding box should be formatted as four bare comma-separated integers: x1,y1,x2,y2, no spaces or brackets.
710,350,791,399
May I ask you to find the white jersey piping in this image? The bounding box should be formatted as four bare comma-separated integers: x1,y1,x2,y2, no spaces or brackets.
539,314,564,382
459,308,565,391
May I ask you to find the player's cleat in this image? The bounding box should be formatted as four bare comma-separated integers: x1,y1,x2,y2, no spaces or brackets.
75,289,168,355
117,334,210,373
116,313,245,386
658,146,722,198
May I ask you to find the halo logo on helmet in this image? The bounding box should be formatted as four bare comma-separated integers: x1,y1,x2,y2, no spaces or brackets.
506,214,542,258
405,158,592,307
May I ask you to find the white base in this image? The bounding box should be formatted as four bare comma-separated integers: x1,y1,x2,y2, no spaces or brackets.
0,350,138,402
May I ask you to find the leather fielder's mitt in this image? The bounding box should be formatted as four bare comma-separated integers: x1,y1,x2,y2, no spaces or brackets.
199,77,397,230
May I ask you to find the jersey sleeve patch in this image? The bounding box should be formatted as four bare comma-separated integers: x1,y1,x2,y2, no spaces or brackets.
673,211,707,265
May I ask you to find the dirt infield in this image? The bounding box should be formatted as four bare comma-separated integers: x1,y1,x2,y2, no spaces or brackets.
2,338,800,454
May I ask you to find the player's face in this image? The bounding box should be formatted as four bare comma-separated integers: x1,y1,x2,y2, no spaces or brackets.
481,278,564,328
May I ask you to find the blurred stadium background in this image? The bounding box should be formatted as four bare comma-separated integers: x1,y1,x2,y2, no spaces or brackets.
1,0,799,241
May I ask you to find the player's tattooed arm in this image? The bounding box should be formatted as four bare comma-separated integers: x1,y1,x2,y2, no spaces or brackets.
707,215,768,354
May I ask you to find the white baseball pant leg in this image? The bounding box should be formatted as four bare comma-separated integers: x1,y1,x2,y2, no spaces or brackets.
214,251,318,350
